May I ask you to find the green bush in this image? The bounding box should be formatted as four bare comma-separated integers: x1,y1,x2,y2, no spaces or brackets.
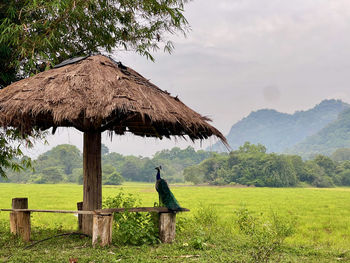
312,175,334,188
210,177,226,186
339,170,350,185
103,191,159,245
193,204,218,227
69,168,82,183
103,172,123,185
31,173,47,184
31,167,64,184
180,204,224,250
0,221,10,248
235,207,295,262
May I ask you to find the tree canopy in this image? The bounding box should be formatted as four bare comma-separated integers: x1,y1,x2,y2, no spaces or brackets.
0,128,44,179
1,0,189,86
4,142,350,188
184,142,350,188
3,145,210,184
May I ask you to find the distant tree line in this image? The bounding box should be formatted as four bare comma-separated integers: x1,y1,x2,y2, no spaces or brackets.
184,142,350,187
2,142,350,188
0,144,210,185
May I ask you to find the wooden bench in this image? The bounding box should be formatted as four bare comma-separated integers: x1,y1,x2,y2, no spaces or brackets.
0,198,189,247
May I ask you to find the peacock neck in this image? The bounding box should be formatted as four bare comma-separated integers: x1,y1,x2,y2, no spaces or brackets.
156,170,161,180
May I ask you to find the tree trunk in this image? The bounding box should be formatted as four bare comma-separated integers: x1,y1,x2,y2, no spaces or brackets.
82,131,102,236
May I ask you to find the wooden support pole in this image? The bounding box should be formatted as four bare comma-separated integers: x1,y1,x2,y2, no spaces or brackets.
92,214,113,247
10,198,31,242
159,213,176,243
77,202,83,231
82,131,102,236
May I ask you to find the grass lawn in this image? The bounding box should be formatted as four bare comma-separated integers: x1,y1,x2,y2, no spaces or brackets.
1,183,350,262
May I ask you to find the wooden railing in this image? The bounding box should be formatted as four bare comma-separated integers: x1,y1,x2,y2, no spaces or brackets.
0,198,189,247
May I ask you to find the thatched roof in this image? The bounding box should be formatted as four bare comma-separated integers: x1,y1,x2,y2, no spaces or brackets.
0,55,227,144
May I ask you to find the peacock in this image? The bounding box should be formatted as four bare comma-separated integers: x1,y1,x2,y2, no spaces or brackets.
155,166,184,212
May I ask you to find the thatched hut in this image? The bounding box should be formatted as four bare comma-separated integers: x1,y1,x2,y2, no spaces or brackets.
0,55,227,235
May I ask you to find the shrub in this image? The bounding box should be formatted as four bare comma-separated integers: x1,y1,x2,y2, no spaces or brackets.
182,204,223,250
69,168,82,183
193,204,218,227
340,170,350,185
103,191,159,245
103,172,123,185
210,177,226,186
312,175,334,188
234,207,295,262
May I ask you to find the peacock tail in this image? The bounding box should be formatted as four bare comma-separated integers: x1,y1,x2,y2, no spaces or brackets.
156,179,183,211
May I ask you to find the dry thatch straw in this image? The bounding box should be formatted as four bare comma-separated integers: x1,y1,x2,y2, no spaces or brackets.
0,55,227,145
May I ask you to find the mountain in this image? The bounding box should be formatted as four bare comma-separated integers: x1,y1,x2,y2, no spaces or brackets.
211,99,350,153
289,108,350,158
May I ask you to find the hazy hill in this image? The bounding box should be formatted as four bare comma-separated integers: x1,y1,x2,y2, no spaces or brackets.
289,108,350,158
211,99,350,153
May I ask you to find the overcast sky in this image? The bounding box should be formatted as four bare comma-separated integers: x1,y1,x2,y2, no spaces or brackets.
24,0,350,157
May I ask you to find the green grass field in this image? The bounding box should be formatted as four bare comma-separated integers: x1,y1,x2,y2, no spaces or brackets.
1,183,350,262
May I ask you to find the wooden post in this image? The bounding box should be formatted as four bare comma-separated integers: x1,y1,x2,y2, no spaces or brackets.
77,202,83,231
159,212,176,243
10,198,31,242
82,131,102,236
92,214,113,247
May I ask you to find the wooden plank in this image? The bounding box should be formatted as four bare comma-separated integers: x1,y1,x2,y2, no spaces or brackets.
95,207,190,213
1,207,190,214
92,214,113,247
1,209,96,214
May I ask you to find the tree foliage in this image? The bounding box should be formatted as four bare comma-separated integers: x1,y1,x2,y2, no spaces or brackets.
35,144,82,175
0,129,44,178
1,0,189,86
102,164,123,185
6,142,350,188
4,145,209,184
185,142,350,188
32,167,64,184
